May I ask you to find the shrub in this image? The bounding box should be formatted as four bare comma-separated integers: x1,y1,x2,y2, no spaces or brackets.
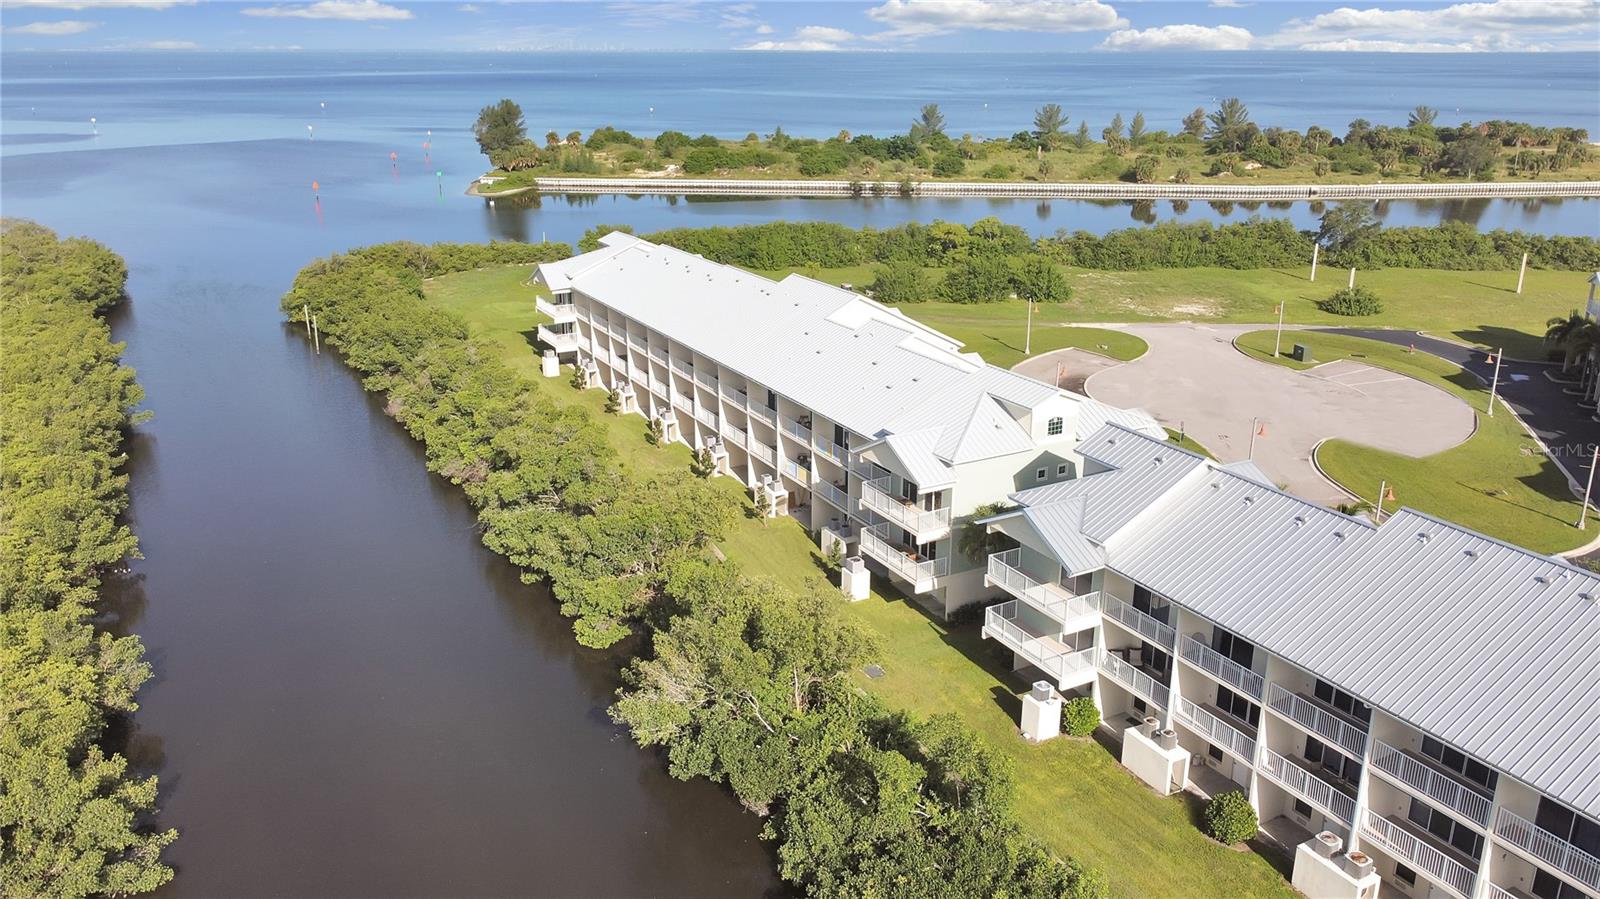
1062,697,1099,736
1204,790,1258,844
982,162,1016,179
932,151,966,177
868,261,931,304
1318,285,1384,316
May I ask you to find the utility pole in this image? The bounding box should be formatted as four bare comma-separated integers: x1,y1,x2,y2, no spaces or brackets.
1348,267,1356,290
1376,479,1389,522
1516,252,1529,295
1024,299,1033,356
1488,348,1503,417
1580,444,1599,529
1248,416,1260,460
1310,243,1320,282
1273,302,1285,357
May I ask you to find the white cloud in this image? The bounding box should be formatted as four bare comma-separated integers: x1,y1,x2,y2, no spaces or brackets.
795,25,855,42
742,39,846,50
1,0,189,8
754,23,772,33
865,0,1126,39
1208,0,1249,6
1268,0,1597,46
1298,35,1552,51
743,22,858,50
242,0,412,20
458,2,480,11
5,18,98,33
606,1,704,28
117,38,200,48
1101,23,1253,50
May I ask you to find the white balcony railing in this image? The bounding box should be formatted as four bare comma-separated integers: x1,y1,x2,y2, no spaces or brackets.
782,417,812,445
1495,808,1600,892
859,477,951,540
719,384,748,407
695,368,717,390
746,404,774,426
1173,696,1256,761
811,435,847,465
860,524,947,593
1180,635,1265,699
815,480,851,512
1362,814,1477,899
536,325,579,354
693,406,717,428
1483,884,1517,899
983,601,1097,688
749,440,776,466
781,458,810,483
985,550,1099,628
721,422,747,448
671,392,694,414
1259,749,1356,825
1265,685,1368,758
1370,741,1493,828
1097,650,1170,709
1099,594,1176,649
648,343,667,363
534,296,578,323
670,357,692,377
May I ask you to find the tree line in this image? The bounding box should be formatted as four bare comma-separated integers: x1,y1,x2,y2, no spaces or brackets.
573,216,1598,306
0,220,176,897
281,240,1107,898
474,97,1593,184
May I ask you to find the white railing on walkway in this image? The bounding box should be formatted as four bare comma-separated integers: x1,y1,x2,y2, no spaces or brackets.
986,550,1099,627
860,524,947,592
984,601,1097,687
811,435,847,465
719,384,748,407
781,458,810,483
721,422,747,449
1099,594,1176,649
1495,808,1600,892
782,417,812,444
814,480,850,512
1180,635,1265,699
1362,814,1477,899
1482,884,1518,899
746,404,774,426
534,296,578,322
1370,741,1492,828
859,476,951,538
1265,684,1368,758
694,368,717,390
1259,749,1356,825
1174,696,1256,761
536,325,578,353
749,440,775,466
1097,650,1170,709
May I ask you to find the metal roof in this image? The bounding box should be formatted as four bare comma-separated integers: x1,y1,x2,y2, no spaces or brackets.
1021,499,1105,576
1012,427,1208,542
1011,424,1600,819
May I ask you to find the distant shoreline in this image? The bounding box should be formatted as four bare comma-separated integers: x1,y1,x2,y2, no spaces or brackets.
467,176,1600,202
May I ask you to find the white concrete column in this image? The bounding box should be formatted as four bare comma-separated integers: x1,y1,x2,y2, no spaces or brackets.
1347,724,1377,852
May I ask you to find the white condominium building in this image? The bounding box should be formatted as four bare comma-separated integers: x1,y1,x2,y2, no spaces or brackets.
534,231,1162,615
982,424,1599,899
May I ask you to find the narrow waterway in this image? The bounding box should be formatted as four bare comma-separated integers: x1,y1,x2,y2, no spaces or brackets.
2,50,1594,897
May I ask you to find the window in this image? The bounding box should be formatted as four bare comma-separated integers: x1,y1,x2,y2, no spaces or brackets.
1056,463,1068,476
1036,467,1048,481
1420,737,1498,793
1535,797,1600,856
1407,799,1483,859
1132,585,1172,624
1216,686,1261,729
1059,570,1093,595
765,389,777,411
1304,736,1361,787
833,424,847,450
1292,799,1313,819
1047,416,1064,436
1211,628,1256,668
1313,679,1372,724
1394,865,1417,887
1533,868,1592,899
1208,745,1225,762
900,479,918,502
917,540,939,561
1141,644,1173,681
1132,697,1147,714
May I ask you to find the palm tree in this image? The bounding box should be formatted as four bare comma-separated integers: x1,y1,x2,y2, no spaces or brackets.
1206,98,1252,153
1407,105,1439,128
910,103,945,142
1033,103,1067,152
1545,310,1589,372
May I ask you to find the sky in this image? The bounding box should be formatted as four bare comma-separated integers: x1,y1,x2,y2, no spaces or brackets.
0,0,1596,53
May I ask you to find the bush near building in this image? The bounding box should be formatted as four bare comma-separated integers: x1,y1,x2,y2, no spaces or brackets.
1062,697,1100,737
1203,791,1259,845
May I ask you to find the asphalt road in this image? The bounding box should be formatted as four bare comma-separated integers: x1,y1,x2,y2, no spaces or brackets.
1323,328,1599,485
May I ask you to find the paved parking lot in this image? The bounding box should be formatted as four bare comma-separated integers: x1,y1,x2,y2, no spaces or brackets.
1019,324,1476,505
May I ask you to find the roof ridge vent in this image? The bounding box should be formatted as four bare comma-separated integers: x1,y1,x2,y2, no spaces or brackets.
1463,548,1477,559
1416,531,1432,544
1293,515,1306,527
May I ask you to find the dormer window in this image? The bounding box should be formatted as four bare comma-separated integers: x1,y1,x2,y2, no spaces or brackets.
1046,416,1064,437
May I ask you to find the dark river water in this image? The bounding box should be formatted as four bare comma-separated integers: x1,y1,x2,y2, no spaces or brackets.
1,50,1595,898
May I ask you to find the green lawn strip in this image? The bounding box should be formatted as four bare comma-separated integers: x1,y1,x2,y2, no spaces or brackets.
760,265,1589,360
1236,329,1587,553
426,264,1297,898
1166,428,1215,459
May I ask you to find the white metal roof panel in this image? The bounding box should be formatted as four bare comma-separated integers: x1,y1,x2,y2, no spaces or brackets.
1021,500,1106,576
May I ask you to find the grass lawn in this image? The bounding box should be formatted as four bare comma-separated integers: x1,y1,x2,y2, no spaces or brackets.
1236,329,1589,553
762,265,1591,360
425,264,1295,899
1166,428,1214,459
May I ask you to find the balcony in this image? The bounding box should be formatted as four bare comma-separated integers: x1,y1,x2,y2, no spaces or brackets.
1370,741,1492,828
1258,748,1356,825
693,406,717,428
985,550,1099,631
694,368,718,391
536,325,579,354
859,477,952,542
782,417,812,445
982,601,1097,690
669,357,692,378
781,457,810,484
1179,635,1265,700
1265,684,1367,758
811,435,847,466
1494,808,1600,893
627,334,647,354
814,479,851,512
534,296,578,323
746,403,774,426
1173,696,1256,761
1362,813,1477,899
670,392,694,414
1099,594,1176,649
720,422,747,449
648,343,667,363
1097,650,1170,708
719,384,749,407
860,524,947,594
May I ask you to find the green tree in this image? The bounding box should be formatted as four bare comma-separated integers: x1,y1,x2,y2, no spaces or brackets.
1316,203,1380,253
1203,791,1258,845
869,261,930,304
1407,105,1438,128
910,103,946,142
1131,154,1159,183
1545,310,1592,372
579,223,634,253
1033,103,1067,152
1440,134,1497,177
1072,121,1091,149
1205,98,1252,153
1013,255,1071,304
545,130,560,149
472,98,527,158
957,502,1015,562
1103,113,1124,141
1181,106,1206,138
1129,111,1147,147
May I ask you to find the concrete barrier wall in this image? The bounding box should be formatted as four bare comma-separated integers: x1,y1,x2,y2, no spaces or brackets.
510,177,1600,201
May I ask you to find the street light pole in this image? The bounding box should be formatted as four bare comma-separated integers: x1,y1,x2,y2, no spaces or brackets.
1488,348,1503,417
1273,303,1285,357
1024,299,1033,356
1248,416,1259,460
1580,445,1598,529
1376,479,1387,523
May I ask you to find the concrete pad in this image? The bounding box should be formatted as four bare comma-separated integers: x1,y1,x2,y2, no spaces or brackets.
1028,324,1476,506
1013,347,1121,393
